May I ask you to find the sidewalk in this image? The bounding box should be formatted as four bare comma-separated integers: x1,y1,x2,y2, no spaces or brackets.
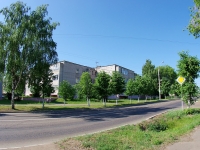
164,100,200,150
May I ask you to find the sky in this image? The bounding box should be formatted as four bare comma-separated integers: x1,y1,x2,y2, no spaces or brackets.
0,0,200,86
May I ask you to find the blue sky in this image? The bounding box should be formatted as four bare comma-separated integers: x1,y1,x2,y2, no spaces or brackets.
0,0,200,86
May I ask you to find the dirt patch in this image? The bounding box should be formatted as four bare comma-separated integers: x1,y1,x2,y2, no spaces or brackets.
57,138,95,150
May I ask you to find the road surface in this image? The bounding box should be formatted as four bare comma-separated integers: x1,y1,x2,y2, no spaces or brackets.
0,100,183,149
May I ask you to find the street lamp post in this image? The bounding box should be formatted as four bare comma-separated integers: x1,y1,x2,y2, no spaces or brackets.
158,67,161,100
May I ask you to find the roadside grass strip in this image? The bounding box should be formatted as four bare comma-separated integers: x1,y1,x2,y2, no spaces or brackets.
0,99,160,112
57,108,200,150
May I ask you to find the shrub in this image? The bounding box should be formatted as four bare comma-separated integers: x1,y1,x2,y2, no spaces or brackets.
138,118,168,132
147,120,168,132
184,108,200,115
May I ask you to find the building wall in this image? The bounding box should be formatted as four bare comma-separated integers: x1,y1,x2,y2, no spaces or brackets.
96,65,116,76
51,61,94,96
96,64,135,82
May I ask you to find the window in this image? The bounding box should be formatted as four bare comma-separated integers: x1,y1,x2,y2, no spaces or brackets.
52,75,58,80
122,68,128,75
76,69,79,73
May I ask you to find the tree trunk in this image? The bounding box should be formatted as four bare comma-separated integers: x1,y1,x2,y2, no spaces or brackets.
103,98,106,107
87,97,90,107
138,95,140,102
187,100,191,109
11,82,15,109
42,91,45,109
130,98,132,104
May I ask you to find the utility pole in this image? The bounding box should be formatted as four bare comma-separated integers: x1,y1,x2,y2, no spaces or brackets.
158,67,161,100
158,61,164,100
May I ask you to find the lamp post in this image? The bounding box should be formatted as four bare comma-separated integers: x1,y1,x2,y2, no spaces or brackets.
158,61,164,100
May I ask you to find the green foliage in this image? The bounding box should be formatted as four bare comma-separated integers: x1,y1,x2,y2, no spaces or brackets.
72,109,200,150
125,79,136,96
94,71,111,100
0,2,59,109
78,72,94,99
177,51,200,83
188,0,200,38
170,82,181,96
142,59,155,76
155,65,177,97
177,51,200,107
58,80,75,103
139,118,168,132
109,71,125,95
184,108,200,115
161,79,171,97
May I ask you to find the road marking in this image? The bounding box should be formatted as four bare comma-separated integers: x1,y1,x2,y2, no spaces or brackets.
0,143,51,150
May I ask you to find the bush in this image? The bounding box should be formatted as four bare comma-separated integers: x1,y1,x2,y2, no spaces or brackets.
147,120,168,132
139,118,168,132
184,108,200,115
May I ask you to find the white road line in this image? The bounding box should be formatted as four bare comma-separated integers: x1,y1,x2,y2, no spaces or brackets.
0,143,50,150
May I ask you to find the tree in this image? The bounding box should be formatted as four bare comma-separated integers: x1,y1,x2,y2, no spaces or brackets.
142,59,155,76
29,63,54,99
94,71,111,106
109,72,125,104
142,59,158,96
125,79,136,103
133,76,143,101
58,80,75,105
161,79,171,99
0,2,59,109
170,82,181,97
188,0,200,38
155,65,177,98
78,72,93,106
177,51,200,107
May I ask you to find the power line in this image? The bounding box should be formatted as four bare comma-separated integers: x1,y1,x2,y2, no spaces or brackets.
53,33,200,45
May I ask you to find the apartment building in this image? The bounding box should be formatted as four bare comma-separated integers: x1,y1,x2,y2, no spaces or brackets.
50,61,96,96
95,64,136,99
96,64,136,82
25,61,137,97
25,60,96,96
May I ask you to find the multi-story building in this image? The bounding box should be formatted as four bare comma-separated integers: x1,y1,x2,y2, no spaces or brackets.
96,64,137,99
25,60,96,96
25,61,137,98
96,64,136,82
49,61,96,96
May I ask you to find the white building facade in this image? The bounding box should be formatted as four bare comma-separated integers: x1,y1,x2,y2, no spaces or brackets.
96,64,136,82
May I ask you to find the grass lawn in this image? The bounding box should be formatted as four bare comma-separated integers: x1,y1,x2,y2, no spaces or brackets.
0,98,165,112
57,109,200,150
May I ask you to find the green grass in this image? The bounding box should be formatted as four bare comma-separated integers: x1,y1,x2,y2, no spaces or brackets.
58,109,200,150
0,98,162,112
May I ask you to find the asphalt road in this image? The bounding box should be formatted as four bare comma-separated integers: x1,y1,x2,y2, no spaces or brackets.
0,100,183,149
